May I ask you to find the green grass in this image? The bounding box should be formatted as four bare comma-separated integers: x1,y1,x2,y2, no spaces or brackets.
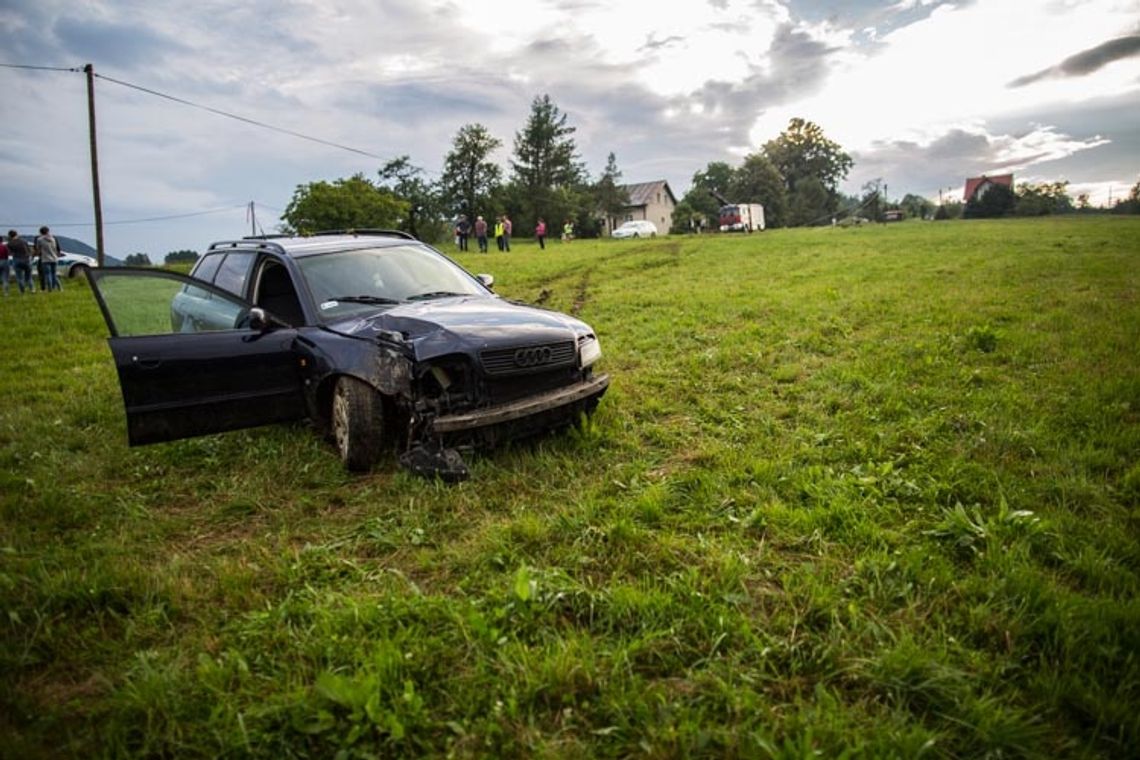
2,217,1138,757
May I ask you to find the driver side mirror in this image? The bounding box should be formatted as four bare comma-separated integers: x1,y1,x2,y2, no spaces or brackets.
247,307,271,331
476,273,495,291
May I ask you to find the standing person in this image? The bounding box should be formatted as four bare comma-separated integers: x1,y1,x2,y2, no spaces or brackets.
456,215,470,252
561,219,574,242
494,216,505,252
0,234,9,296
35,226,62,292
474,215,488,253
535,218,547,250
7,231,34,294
502,215,512,252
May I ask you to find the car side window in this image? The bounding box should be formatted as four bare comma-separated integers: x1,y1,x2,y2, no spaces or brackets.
192,253,224,284
213,251,256,296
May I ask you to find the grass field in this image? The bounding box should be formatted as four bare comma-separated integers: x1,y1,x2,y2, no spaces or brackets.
2,216,1138,757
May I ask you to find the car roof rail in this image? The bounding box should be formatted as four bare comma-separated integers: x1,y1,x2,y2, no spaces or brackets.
207,239,288,255
307,229,418,241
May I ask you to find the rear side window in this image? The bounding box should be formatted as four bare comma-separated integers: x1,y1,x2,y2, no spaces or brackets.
212,252,256,296
191,253,224,284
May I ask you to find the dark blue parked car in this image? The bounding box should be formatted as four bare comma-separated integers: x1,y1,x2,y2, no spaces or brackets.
87,231,608,479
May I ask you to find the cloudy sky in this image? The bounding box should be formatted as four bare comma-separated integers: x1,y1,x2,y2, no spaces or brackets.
1,0,1138,257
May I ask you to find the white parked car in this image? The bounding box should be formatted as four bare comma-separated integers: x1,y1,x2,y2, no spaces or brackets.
611,220,658,239
57,251,99,278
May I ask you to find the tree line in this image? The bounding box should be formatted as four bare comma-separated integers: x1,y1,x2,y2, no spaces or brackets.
278,98,867,241
280,94,630,244
956,178,1140,219
128,93,1140,259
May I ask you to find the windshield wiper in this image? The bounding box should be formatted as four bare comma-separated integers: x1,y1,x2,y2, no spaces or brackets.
405,291,466,301
327,295,403,305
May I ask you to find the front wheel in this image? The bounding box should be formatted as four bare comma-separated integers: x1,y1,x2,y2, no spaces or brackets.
69,265,89,280
331,376,387,471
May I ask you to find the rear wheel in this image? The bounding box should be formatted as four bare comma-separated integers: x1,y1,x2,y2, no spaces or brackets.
331,376,387,471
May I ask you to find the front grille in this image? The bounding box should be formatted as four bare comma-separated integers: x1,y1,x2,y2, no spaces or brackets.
480,340,576,376
485,366,584,405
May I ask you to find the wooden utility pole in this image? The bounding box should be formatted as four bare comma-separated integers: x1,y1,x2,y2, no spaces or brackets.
84,64,105,266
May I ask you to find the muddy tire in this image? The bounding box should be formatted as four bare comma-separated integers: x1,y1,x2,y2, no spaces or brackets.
331,376,386,472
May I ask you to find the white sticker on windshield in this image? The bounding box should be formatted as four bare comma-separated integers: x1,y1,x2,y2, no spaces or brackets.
320,301,339,310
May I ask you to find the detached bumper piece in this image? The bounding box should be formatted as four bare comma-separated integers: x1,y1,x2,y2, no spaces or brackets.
399,444,470,483
430,374,610,434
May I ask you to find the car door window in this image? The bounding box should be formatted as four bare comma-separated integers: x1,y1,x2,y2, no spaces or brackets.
212,251,256,296
90,269,250,337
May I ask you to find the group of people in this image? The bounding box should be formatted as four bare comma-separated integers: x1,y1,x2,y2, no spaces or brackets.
453,215,576,253
0,227,63,296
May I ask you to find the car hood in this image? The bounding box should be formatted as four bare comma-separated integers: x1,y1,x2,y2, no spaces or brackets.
328,296,591,361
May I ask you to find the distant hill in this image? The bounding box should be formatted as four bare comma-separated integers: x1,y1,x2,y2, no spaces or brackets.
20,232,124,267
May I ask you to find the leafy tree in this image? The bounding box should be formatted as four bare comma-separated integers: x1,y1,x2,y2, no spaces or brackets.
510,95,585,230
440,123,503,224
1111,179,1140,214
679,161,735,226
594,152,631,230
125,253,152,266
281,174,406,233
861,178,885,223
762,118,852,223
670,199,704,233
164,249,199,265
763,118,852,194
377,156,444,241
934,201,963,220
1014,181,1073,216
730,153,788,228
963,183,1015,218
787,177,831,227
900,193,935,220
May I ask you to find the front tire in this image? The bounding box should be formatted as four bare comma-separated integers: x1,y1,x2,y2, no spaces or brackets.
69,265,89,280
331,376,387,472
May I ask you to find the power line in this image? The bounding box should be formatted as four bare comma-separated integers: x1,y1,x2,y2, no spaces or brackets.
3,63,439,176
2,204,248,228
0,63,81,72
94,72,427,168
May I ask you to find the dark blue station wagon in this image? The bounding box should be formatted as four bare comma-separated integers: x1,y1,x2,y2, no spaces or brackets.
87,231,609,479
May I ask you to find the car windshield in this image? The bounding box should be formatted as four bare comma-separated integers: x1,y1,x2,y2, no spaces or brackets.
297,244,486,320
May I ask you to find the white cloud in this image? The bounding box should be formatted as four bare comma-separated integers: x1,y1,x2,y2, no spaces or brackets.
750,0,1140,151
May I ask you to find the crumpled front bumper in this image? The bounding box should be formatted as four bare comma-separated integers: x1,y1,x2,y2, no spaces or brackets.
429,374,610,434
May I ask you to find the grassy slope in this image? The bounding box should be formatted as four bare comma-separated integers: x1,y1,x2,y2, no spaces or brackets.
1,217,1138,757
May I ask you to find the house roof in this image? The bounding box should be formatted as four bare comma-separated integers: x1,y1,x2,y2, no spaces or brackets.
620,180,677,207
964,174,1014,201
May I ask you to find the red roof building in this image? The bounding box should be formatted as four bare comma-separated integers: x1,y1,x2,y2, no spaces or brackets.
964,174,1014,202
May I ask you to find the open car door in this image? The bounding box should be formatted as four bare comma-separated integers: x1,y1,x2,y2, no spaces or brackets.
88,268,307,445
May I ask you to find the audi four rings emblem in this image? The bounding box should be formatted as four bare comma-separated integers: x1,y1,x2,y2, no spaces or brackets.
514,346,553,367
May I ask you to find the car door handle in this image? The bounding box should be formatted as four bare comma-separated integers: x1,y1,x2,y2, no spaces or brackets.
131,355,163,370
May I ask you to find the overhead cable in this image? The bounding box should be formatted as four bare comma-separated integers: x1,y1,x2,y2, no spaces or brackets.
2,204,248,228
95,72,408,164
0,63,81,72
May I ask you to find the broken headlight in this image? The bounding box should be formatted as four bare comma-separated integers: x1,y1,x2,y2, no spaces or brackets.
578,335,602,368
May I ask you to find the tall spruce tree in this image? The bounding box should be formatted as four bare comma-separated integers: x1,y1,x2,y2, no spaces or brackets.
510,95,585,229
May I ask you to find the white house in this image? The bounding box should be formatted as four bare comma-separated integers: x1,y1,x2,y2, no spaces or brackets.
604,180,677,236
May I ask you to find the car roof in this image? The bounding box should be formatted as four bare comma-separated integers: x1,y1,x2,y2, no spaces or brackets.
207,230,420,259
